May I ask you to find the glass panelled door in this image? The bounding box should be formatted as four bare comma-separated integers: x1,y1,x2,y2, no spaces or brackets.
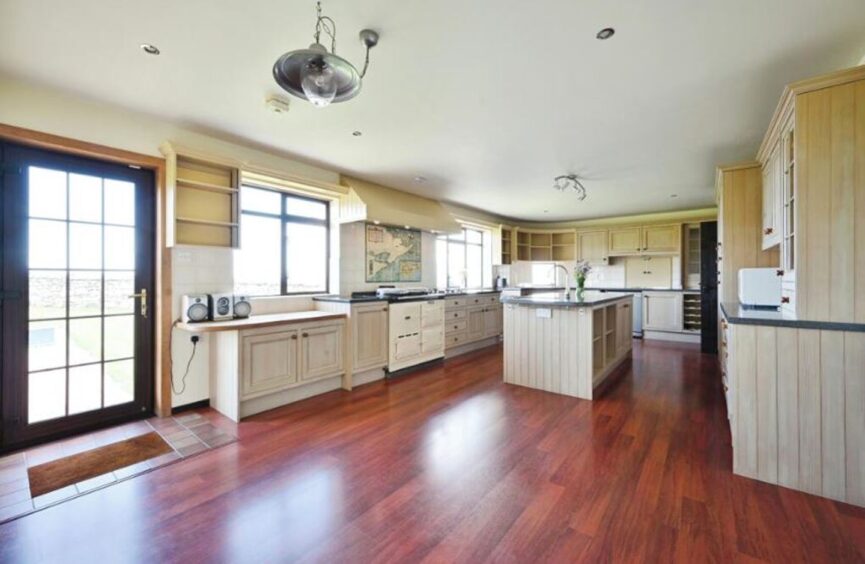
1,143,154,448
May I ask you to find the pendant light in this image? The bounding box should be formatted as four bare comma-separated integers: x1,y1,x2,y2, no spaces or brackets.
272,1,379,108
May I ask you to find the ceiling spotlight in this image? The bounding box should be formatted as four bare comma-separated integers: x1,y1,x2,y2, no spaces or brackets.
140,43,160,55
553,175,588,201
596,28,615,40
272,1,380,108
670,194,678,198
352,130,363,137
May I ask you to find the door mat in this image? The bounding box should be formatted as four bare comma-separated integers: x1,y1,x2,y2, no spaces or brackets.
27,432,172,498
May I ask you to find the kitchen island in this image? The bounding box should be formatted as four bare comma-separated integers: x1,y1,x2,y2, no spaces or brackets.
501,291,633,400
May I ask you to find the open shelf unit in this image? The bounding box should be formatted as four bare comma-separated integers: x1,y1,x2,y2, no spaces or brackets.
501,228,512,265
683,293,702,333
514,229,576,262
683,223,701,289
161,143,241,248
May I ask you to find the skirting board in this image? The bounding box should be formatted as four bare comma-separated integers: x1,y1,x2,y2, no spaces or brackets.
353,367,386,387
445,336,501,358
643,330,700,344
239,375,342,419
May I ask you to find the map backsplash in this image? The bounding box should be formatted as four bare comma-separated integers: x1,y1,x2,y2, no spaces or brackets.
365,224,422,283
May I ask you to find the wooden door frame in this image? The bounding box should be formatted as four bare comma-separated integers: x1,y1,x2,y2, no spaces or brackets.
0,123,172,417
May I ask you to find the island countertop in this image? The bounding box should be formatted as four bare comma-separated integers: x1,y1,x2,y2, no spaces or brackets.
500,291,632,308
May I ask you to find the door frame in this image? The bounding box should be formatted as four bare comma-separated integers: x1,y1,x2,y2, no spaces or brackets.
0,124,172,434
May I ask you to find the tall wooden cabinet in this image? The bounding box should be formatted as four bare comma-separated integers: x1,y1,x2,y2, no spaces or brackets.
756,65,865,322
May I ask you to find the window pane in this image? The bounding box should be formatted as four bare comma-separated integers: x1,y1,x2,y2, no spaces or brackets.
28,369,66,423
105,271,134,315
104,315,134,360
104,359,134,407
105,226,135,269
465,229,482,244
235,214,281,296
241,186,281,214
29,167,67,219
29,320,66,371
436,238,447,290
286,222,327,292
29,270,66,320
69,317,101,366
449,230,465,242
29,219,67,269
467,245,482,288
285,195,327,220
69,222,102,269
447,242,466,288
69,364,101,415
69,271,102,317
104,179,135,226
69,174,102,222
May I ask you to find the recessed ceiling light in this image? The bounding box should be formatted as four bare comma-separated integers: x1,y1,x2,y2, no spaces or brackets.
596,28,615,40
413,176,427,184
543,210,549,214
140,43,160,55
352,130,363,137
670,194,678,198
404,225,411,229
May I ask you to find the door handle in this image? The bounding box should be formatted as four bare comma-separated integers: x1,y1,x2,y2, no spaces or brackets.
128,289,148,318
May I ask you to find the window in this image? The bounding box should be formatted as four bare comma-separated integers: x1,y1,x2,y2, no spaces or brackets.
530,263,557,285
436,227,492,289
234,186,330,296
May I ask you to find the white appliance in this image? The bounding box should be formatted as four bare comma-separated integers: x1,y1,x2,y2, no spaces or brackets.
738,268,782,307
233,295,252,318
208,293,234,321
181,295,210,323
376,286,444,301
388,298,444,372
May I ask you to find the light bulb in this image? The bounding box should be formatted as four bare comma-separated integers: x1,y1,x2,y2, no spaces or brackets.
301,59,337,108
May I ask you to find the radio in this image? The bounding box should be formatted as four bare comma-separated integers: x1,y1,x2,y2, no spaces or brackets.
181,295,209,323
208,293,234,321
233,295,252,318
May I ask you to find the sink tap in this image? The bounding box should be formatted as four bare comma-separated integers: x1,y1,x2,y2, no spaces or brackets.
551,264,571,296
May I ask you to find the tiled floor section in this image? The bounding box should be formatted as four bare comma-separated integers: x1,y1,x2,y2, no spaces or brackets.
0,411,235,523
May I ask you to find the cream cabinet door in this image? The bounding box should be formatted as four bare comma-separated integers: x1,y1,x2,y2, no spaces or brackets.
642,224,680,253
608,227,642,255
625,256,672,287
300,323,345,381
352,303,388,372
466,305,486,341
642,292,683,332
241,329,298,398
616,301,633,354
577,230,609,265
762,139,783,250
483,306,502,338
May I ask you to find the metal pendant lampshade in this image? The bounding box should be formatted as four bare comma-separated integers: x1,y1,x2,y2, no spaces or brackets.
272,2,379,108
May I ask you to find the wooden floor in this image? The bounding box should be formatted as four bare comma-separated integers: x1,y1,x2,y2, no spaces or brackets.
1,340,864,563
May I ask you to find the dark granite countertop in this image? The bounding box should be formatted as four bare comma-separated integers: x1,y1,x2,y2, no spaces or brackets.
441,289,501,296
501,291,633,308
720,302,865,332
586,287,700,293
312,295,387,304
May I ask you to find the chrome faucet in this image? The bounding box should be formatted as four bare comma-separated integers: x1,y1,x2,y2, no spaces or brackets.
551,264,571,297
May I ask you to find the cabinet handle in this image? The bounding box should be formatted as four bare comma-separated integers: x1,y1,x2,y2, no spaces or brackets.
776,269,784,277
302,333,309,338
764,227,773,235
291,335,298,340
781,296,790,304
623,304,629,308
381,308,388,312
405,316,411,320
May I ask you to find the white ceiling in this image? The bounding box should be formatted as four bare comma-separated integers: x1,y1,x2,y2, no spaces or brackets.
1,0,864,221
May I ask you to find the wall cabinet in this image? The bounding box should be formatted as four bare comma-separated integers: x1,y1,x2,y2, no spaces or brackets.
642,291,683,332
624,256,672,288
577,230,608,265
608,227,642,255
761,138,783,250
515,230,575,262
607,224,680,256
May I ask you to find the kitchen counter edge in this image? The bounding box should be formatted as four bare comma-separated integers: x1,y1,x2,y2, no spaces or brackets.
720,302,865,333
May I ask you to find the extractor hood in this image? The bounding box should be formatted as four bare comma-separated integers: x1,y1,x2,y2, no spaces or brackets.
339,176,462,234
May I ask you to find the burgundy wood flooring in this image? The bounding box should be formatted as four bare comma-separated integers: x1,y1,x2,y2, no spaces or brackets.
1,340,864,563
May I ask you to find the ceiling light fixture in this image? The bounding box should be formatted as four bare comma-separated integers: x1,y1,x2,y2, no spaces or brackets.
140,43,160,55
413,176,427,184
352,130,363,137
596,28,615,40
553,174,588,201
273,1,380,108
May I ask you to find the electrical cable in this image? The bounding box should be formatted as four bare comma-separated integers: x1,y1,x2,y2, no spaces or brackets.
169,320,197,396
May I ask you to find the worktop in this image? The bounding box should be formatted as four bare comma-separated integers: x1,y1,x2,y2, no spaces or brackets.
720,302,865,332
587,287,699,294
500,291,631,308
313,289,500,304
177,311,346,332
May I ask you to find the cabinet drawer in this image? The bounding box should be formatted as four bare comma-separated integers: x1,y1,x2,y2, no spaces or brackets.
447,309,466,320
445,298,466,309
447,333,467,348
465,295,488,306
446,319,468,333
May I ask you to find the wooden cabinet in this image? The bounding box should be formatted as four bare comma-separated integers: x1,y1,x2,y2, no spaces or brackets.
466,305,486,341
624,256,672,288
241,329,299,399
351,303,388,373
445,294,502,350
642,224,680,253
642,291,683,332
761,138,783,250
514,229,575,262
300,324,344,381
499,227,513,265
577,230,608,265
608,227,642,255
616,300,633,355
483,306,502,337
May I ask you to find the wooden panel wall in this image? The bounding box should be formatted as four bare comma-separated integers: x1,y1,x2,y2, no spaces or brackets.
718,165,780,304
730,323,865,506
796,79,865,322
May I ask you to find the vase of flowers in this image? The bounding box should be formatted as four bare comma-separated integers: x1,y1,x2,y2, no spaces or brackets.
574,260,591,295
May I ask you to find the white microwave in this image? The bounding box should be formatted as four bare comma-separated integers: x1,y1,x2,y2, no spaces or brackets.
738,268,782,307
